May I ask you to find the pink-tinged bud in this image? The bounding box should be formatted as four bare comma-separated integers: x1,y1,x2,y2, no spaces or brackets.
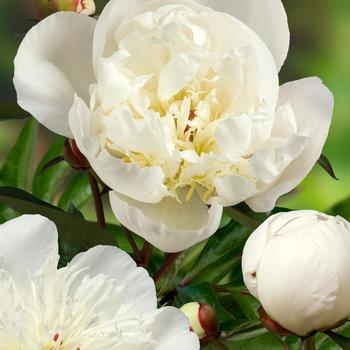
180,302,220,345
63,139,90,170
259,307,295,337
35,0,95,19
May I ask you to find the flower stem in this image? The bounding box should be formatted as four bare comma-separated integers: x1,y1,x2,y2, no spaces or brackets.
153,253,181,284
225,206,261,229
141,241,153,268
121,225,143,264
88,170,106,228
215,339,230,350
300,336,316,350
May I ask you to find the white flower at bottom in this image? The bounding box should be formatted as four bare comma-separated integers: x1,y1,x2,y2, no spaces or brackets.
242,210,350,336
0,215,199,350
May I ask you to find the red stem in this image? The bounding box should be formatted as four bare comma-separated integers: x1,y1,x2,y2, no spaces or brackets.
153,253,181,283
88,170,106,228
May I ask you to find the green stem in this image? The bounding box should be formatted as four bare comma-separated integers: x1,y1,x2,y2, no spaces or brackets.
225,206,261,229
88,170,106,228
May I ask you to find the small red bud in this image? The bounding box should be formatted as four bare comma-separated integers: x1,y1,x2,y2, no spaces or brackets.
63,139,90,170
181,302,220,345
259,307,295,337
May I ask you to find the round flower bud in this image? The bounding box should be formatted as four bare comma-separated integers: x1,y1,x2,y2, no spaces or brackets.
35,0,96,19
181,302,219,345
242,210,350,336
63,138,90,170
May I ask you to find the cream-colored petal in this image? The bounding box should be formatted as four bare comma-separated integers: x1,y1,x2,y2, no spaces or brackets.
14,12,96,137
109,191,223,252
69,96,169,203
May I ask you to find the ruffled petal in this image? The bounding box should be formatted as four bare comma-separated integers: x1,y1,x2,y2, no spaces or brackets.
0,215,58,287
67,245,157,314
109,191,223,252
246,78,333,212
93,0,148,67
195,0,290,71
14,12,96,137
147,307,200,349
68,95,169,203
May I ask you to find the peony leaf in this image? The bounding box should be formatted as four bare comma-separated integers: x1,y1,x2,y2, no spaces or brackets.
0,118,37,189
0,186,116,247
32,136,69,203
0,119,38,222
324,331,350,349
182,220,252,285
58,171,91,210
221,333,287,349
317,154,339,180
0,101,31,121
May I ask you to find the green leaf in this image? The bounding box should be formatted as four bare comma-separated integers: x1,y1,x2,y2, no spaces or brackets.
32,137,69,203
183,220,251,284
328,196,350,221
324,331,350,349
222,333,287,350
318,154,339,180
0,101,31,121
58,239,86,268
0,186,116,248
0,118,37,189
58,171,91,210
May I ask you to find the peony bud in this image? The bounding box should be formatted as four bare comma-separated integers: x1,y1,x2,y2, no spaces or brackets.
242,210,350,336
35,0,96,19
180,302,219,345
63,139,90,170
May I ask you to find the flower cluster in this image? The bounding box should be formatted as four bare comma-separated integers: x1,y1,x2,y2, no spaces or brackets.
9,0,350,348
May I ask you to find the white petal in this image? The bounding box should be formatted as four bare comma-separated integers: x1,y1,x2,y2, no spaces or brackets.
215,115,252,161
147,307,200,350
93,0,148,67
195,0,290,71
215,175,257,207
69,96,169,203
109,191,223,252
0,215,58,286
14,12,96,137
158,51,203,101
68,245,156,314
246,78,334,212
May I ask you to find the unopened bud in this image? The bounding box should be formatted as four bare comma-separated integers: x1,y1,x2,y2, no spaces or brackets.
63,139,90,170
181,302,219,345
259,307,295,337
35,0,96,19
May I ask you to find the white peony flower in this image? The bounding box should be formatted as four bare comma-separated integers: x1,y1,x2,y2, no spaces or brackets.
242,210,350,336
14,0,334,252
0,215,199,349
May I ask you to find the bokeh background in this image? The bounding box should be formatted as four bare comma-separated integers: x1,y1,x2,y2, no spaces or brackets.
0,0,349,215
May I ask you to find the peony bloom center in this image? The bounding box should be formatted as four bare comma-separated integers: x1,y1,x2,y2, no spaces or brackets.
0,261,155,350
87,2,295,205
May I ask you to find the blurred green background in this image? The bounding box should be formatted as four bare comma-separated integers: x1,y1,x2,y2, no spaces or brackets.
0,0,349,213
